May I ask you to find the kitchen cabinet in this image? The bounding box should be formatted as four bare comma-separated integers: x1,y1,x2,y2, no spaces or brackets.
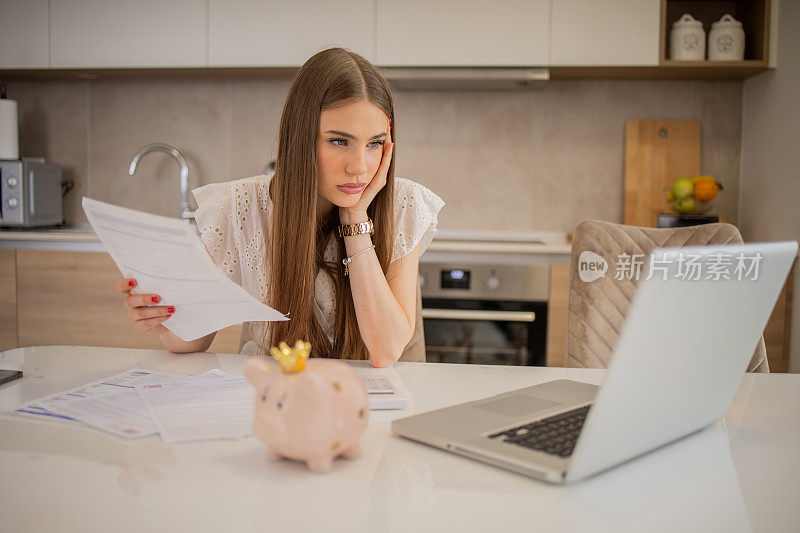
49,0,206,68
0,0,772,77
0,250,17,351
546,262,570,367
12,250,241,354
551,0,660,66
547,0,773,78
0,0,49,69
375,0,549,67
208,0,374,66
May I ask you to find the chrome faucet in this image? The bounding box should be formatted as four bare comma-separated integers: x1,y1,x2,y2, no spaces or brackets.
128,143,194,219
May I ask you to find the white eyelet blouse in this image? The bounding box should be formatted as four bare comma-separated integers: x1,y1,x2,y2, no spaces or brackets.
192,176,444,356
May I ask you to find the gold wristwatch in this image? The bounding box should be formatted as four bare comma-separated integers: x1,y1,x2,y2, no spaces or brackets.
338,218,374,237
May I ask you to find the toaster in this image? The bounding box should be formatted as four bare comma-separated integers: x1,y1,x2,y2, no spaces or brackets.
0,159,63,227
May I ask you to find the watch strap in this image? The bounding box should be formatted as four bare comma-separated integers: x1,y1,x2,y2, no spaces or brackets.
338,218,374,237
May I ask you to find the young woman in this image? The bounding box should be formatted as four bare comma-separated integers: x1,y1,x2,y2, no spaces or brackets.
114,48,444,367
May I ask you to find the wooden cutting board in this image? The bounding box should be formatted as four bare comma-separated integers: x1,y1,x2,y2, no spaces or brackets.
624,120,701,227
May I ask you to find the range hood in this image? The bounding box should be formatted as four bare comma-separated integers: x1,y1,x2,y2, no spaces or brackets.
380,67,549,90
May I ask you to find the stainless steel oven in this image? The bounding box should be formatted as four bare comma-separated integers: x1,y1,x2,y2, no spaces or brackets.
420,262,549,366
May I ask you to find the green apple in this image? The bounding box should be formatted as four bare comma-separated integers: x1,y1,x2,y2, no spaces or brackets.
671,178,694,199
673,196,696,214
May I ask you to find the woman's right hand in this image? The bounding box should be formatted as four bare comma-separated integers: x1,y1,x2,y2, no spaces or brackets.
114,278,175,335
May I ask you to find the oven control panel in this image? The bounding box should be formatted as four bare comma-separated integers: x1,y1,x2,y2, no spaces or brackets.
419,263,550,301
441,268,471,290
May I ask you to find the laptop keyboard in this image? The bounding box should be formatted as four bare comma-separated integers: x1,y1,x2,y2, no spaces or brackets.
487,404,591,458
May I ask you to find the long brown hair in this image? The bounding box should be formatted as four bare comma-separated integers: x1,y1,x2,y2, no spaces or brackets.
266,48,395,360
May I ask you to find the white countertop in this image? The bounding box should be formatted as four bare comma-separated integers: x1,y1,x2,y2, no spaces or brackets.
0,226,106,251
0,225,574,257
2,345,798,532
428,240,571,255
0,226,99,241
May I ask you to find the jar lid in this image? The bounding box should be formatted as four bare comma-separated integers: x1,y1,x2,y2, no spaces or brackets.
673,13,703,28
712,14,742,29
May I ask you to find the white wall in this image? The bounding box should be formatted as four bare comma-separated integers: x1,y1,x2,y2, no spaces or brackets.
740,0,800,371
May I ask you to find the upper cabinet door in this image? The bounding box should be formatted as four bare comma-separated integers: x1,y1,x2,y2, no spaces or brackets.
50,0,206,68
376,0,549,66
0,0,49,68
551,0,660,66
208,0,374,67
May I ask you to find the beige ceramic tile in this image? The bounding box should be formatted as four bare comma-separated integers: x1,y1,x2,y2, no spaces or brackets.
88,79,231,218
393,88,534,232
529,80,742,232
228,79,292,181
5,80,89,224
6,77,743,232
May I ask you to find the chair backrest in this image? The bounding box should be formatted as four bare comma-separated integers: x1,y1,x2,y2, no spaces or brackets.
566,220,768,372
398,280,426,362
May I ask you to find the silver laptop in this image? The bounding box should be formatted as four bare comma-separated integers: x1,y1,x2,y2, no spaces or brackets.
393,241,797,484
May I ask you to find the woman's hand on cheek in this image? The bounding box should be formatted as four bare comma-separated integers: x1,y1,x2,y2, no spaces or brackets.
340,123,393,224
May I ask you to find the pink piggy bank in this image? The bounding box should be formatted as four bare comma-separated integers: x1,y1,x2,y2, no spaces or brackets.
244,353,369,472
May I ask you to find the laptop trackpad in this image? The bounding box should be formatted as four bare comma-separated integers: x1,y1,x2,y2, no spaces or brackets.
474,395,561,418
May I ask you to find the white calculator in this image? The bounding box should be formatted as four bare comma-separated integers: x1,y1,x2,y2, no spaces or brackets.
360,375,396,394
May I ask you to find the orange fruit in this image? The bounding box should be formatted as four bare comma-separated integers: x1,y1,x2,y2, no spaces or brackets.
694,180,721,202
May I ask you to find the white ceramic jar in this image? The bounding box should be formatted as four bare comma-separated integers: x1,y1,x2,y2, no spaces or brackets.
708,14,745,61
670,14,705,61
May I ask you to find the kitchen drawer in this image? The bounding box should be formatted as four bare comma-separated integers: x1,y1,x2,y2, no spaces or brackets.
15,250,241,353
0,249,17,351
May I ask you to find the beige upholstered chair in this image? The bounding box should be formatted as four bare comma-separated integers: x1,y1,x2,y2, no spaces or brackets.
566,220,768,373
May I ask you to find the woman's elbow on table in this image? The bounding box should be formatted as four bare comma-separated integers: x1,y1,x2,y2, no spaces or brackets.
370,352,398,368
160,330,217,354
369,327,414,367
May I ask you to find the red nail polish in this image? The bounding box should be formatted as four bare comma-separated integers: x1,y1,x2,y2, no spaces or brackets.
151,296,160,303
128,280,136,287
167,306,175,314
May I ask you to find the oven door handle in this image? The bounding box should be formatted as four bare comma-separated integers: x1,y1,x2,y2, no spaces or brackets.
421,308,536,322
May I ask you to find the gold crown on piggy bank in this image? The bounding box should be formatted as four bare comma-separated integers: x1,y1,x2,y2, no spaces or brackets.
270,340,311,373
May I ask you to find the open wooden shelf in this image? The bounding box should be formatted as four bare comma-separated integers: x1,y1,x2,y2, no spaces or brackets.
660,0,771,65
550,63,767,80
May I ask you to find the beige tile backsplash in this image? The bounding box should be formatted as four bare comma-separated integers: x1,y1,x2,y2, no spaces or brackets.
6,77,742,232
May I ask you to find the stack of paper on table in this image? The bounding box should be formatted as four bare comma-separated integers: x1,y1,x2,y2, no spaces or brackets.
14,368,186,427
137,370,254,443
16,366,409,442
16,369,254,442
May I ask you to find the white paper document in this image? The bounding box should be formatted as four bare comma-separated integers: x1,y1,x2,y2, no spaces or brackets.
82,197,288,341
136,370,255,443
47,389,160,439
15,368,187,425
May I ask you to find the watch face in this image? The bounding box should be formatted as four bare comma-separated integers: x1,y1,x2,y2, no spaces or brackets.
339,219,373,236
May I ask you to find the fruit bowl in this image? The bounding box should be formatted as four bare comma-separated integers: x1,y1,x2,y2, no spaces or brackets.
666,176,723,215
